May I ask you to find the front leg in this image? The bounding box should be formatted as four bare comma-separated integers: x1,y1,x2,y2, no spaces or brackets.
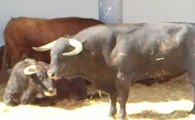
20,89,37,104
116,71,131,119
109,92,117,117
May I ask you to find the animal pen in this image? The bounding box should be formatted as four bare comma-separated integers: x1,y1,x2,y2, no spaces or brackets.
1,0,195,120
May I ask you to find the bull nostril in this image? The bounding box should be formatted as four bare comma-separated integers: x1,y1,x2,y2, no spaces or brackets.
48,88,54,92
48,88,56,94
48,71,54,77
51,73,55,77
43,88,57,96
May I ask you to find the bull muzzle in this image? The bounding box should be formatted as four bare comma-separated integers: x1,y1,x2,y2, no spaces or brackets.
43,88,57,97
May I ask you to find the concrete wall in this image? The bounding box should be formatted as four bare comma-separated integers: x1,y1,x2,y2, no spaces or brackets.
99,0,122,24
1,0,195,46
123,0,195,23
0,0,98,46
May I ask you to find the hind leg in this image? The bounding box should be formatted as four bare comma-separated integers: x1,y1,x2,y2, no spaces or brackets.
20,89,37,104
188,72,195,114
3,93,20,106
191,83,195,113
116,71,132,119
187,59,195,114
109,92,117,116
115,61,133,119
4,97,19,106
186,55,195,114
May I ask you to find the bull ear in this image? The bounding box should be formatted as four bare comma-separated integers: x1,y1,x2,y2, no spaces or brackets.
62,39,83,56
32,40,58,51
24,65,38,75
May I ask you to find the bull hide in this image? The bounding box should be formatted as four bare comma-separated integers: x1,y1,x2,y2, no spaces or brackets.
43,23,195,119
3,58,57,106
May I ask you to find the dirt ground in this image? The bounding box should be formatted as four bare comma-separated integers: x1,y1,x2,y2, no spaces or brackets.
0,75,195,120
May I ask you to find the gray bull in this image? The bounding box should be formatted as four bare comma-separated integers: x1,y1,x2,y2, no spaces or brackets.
34,23,195,119
3,59,56,106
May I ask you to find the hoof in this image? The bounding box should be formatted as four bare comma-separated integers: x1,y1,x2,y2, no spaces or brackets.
117,111,126,120
109,107,117,117
117,116,126,120
5,101,18,106
117,115,127,120
108,112,116,117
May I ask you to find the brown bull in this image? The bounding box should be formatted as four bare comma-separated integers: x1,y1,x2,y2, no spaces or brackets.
1,17,103,82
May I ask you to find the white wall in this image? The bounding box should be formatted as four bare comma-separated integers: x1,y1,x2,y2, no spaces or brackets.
123,0,195,23
1,0,195,46
0,0,98,46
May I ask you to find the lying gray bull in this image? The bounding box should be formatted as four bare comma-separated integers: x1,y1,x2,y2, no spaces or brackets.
33,23,195,119
3,59,56,106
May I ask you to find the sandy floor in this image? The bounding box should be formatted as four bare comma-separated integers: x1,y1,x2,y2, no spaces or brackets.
0,75,195,120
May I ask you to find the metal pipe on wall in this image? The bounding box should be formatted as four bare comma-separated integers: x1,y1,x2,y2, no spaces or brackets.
98,0,123,24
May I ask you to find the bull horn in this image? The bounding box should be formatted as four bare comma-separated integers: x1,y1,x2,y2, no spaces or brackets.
24,65,38,75
32,40,57,51
62,39,83,56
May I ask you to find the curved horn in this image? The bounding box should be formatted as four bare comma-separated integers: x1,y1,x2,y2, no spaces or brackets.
62,39,83,56
32,40,57,51
24,65,38,75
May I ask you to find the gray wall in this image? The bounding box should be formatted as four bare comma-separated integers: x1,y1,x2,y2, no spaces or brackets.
1,0,195,46
99,0,123,24
0,0,98,46
123,0,195,23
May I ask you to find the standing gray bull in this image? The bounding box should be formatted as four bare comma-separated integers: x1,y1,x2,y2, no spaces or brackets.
33,23,195,119
3,59,56,106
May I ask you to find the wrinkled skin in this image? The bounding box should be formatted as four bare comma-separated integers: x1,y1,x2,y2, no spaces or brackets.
3,59,56,106
47,23,195,119
48,24,142,119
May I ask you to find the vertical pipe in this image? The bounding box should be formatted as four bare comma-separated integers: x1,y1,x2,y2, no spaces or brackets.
98,0,123,24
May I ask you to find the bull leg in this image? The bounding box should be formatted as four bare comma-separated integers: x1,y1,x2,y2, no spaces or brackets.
109,92,117,116
191,83,195,113
3,94,19,106
20,89,37,104
187,58,195,114
186,68,195,114
188,71,195,114
116,71,131,119
71,78,87,100
186,38,195,114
